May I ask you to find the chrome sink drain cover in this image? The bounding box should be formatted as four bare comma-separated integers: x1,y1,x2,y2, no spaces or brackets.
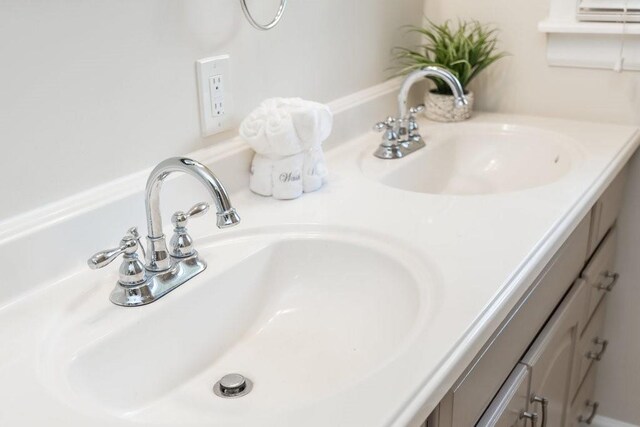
213,373,253,398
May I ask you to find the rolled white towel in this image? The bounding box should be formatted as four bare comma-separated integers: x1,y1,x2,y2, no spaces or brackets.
240,99,304,157
249,153,273,197
264,107,301,157
241,97,332,199
240,107,270,155
302,147,328,193
272,153,304,200
290,101,333,150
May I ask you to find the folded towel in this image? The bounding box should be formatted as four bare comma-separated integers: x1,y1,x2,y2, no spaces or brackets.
240,101,303,157
240,108,271,155
272,153,304,200
241,97,333,199
265,108,300,157
290,101,333,149
249,153,273,197
302,147,328,193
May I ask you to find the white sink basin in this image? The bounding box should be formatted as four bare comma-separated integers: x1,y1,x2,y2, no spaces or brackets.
362,123,582,195
42,228,431,424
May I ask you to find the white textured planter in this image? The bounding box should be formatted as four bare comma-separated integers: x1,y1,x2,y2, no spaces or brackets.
424,90,474,122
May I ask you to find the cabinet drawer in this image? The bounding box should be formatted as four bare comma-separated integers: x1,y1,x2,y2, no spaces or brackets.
588,166,627,258
476,364,530,427
580,227,618,333
448,213,590,427
569,363,599,427
575,296,608,401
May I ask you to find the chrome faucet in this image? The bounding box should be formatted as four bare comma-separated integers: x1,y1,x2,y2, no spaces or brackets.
374,66,468,159
88,157,241,307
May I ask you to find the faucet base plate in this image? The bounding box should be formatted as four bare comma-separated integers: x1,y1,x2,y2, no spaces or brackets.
109,255,207,307
374,138,426,160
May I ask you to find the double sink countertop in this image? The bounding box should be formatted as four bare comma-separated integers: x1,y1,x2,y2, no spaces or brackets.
0,112,638,426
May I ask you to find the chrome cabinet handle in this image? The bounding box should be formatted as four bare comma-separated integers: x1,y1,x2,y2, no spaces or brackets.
578,400,599,424
531,395,548,427
587,337,609,361
520,411,539,427
597,271,619,292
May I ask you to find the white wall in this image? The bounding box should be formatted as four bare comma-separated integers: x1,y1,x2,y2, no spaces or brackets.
422,0,640,424
0,0,423,221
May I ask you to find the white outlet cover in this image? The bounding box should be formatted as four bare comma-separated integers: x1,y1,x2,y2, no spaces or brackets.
196,55,232,137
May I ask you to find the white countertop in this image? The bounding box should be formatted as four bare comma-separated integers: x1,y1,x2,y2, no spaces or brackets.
0,112,638,426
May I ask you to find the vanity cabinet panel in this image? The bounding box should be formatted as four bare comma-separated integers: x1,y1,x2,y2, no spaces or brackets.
520,280,587,427
446,214,590,427
587,167,627,259
568,363,599,427
476,364,530,427
580,227,618,333
574,290,608,402
422,172,627,427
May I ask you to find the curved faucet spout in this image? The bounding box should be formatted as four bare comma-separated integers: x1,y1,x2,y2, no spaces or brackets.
397,66,467,119
144,157,240,271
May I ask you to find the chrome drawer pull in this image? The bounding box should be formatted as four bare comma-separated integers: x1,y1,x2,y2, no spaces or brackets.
597,271,619,292
587,337,609,361
531,395,548,427
578,400,599,424
520,411,539,427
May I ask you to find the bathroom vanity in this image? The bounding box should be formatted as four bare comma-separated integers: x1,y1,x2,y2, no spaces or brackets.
424,167,627,426
0,95,638,426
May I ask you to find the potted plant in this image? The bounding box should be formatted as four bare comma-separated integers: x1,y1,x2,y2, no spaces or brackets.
393,19,507,122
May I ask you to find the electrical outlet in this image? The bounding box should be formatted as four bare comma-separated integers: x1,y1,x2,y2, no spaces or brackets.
212,99,224,117
196,55,232,136
209,75,224,117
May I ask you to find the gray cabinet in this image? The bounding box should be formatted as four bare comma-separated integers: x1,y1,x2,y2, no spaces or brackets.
476,281,587,427
520,280,587,427
423,167,627,427
476,365,530,427
442,214,591,427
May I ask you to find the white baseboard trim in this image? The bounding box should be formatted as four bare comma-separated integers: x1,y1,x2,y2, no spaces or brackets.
590,415,640,427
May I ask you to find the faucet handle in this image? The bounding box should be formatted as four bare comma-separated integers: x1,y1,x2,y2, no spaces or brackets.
408,104,425,117
373,116,397,132
126,226,146,259
170,202,209,258
171,202,210,229
406,104,425,138
88,231,140,270
88,230,148,288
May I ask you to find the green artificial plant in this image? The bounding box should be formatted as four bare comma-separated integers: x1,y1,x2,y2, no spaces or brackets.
393,19,507,95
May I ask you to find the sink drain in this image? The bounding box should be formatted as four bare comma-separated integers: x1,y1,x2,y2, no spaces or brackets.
213,373,253,398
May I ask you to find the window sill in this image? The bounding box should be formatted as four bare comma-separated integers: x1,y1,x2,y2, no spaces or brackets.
539,19,640,34
538,18,640,70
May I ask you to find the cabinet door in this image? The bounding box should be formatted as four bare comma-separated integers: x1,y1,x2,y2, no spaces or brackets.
568,363,599,427
580,227,618,332
476,364,530,427
521,280,587,427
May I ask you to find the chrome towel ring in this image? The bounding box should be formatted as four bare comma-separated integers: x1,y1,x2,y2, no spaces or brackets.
240,0,288,31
